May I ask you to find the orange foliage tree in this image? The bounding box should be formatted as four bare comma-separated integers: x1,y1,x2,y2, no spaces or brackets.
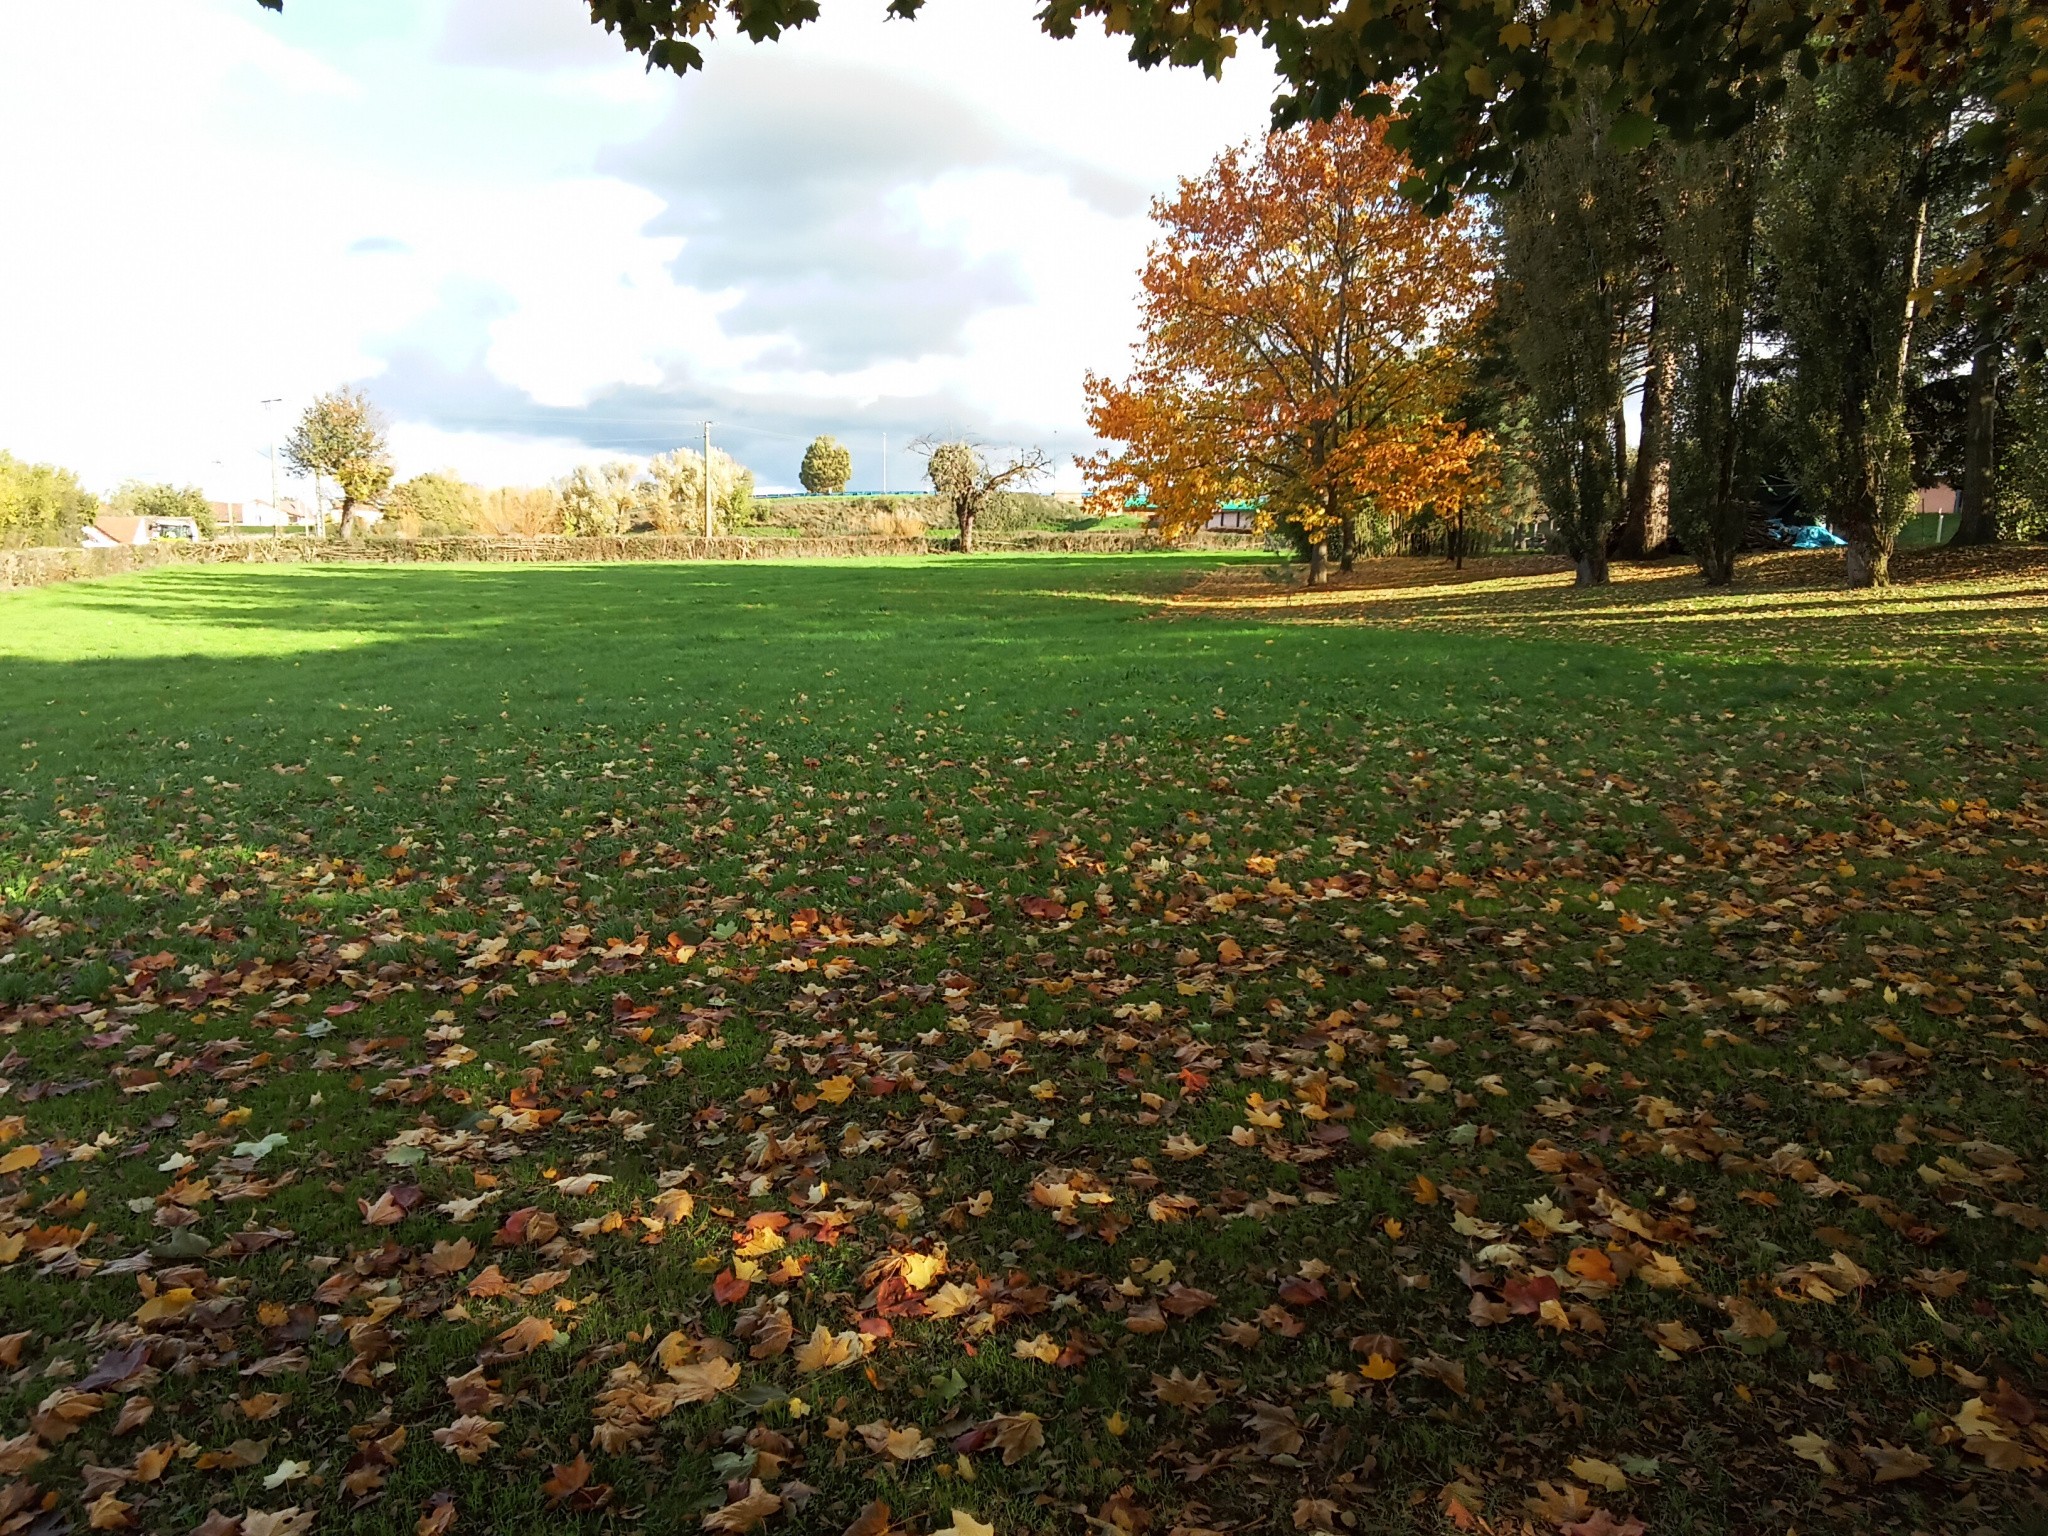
1082,110,1491,583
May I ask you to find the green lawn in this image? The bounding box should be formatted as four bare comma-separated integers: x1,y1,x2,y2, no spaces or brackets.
2,553,2045,1536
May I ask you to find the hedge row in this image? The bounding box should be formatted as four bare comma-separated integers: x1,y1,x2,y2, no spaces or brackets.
0,528,1257,593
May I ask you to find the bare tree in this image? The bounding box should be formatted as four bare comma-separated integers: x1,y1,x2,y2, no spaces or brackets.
916,438,1052,553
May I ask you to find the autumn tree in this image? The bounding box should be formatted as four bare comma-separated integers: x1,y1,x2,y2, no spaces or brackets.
920,440,1051,554
284,389,393,540
1084,110,1488,586
799,436,852,496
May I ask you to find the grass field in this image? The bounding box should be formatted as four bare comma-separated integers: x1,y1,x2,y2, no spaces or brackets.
2,550,2046,1536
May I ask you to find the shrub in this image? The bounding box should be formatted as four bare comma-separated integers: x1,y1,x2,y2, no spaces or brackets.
387,472,482,537
800,436,853,495
558,463,642,537
866,507,927,537
643,447,754,534
476,486,562,536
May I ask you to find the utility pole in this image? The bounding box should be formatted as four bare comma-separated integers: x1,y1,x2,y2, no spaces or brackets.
702,421,715,537
261,397,282,540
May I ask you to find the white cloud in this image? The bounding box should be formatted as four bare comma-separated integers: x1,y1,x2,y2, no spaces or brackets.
0,0,1276,501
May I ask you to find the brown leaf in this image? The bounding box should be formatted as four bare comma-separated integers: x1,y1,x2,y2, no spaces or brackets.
1866,1442,1933,1482
494,1316,557,1357
425,1239,477,1276
672,1356,741,1404
433,1414,504,1464
543,1453,593,1506
445,1368,504,1415
702,1479,782,1532
1149,1369,1219,1411
466,1264,512,1299
988,1411,1044,1465
841,1499,895,1536
1245,1401,1302,1457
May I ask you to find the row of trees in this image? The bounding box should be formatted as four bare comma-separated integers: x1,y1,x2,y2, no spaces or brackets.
1084,63,2046,589
284,390,763,539
1496,58,2045,588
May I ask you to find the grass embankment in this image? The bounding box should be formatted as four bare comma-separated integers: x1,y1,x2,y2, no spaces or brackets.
1,550,2044,1535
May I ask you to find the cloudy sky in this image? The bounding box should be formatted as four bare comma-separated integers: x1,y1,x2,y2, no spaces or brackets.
0,0,1278,498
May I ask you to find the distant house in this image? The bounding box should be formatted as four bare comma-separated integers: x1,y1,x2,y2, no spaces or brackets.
214,498,317,530
1124,494,1261,532
81,515,202,548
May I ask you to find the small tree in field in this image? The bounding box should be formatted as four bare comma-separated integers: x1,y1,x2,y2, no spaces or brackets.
285,389,393,539
921,440,1051,553
799,436,852,495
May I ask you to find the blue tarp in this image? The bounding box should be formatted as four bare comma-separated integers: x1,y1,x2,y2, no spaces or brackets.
1768,521,1847,549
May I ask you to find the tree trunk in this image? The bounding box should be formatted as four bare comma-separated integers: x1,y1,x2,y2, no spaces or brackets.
1621,286,1675,557
958,504,975,554
1452,505,1466,570
1307,540,1329,586
1843,185,1927,590
1338,515,1356,572
338,497,357,540
1950,334,2000,546
1844,535,1890,588
1576,546,1609,586
1701,545,1735,587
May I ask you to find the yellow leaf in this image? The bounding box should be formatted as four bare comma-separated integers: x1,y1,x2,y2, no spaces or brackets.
1013,1333,1061,1364
1567,1455,1628,1492
816,1076,855,1105
792,1325,861,1374
0,1145,41,1176
932,1513,995,1536
1787,1433,1839,1475
1636,1251,1692,1289
1359,1353,1397,1382
924,1282,980,1319
899,1250,947,1290
135,1287,195,1325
